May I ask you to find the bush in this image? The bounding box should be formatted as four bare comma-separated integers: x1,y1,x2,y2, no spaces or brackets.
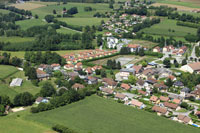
52,124,77,133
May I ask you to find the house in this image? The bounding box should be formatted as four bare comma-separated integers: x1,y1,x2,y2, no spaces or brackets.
159,96,169,102
10,78,23,87
51,64,61,71
85,67,93,75
127,44,140,52
154,83,168,91
105,32,112,36
68,72,79,80
101,87,114,95
118,68,135,80
102,78,117,88
152,105,168,115
172,99,181,105
129,99,146,109
146,78,157,85
195,111,200,118
168,75,176,81
35,97,49,104
115,93,127,101
138,90,148,96
150,95,159,103
177,115,192,124
132,65,143,74
38,64,48,71
125,0,131,7
141,69,155,79
64,64,74,70
173,81,184,88
36,69,50,81
86,76,98,84
180,62,200,74
72,83,85,91
180,87,190,97
153,46,161,53
107,37,118,49
163,102,180,110
75,62,82,68
191,88,200,99
121,83,131,90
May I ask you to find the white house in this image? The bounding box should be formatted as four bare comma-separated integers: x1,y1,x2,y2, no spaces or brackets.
107,37,118,49
180,62,200,74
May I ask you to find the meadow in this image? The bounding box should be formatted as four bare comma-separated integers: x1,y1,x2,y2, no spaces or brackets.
0,36,34,43
0,9,10,14
16,19,46,30
25,95,200,133
56,27,81,34
140,19,197,38
0,65,19,79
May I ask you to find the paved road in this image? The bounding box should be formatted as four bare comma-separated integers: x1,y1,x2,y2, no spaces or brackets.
190,43,199,59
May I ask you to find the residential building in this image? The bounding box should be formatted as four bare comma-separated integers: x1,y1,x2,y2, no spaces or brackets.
180,62,200,74
152,106,168,115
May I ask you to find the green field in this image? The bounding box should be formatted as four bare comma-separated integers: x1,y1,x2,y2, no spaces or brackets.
16,19,46,30
24,95,200,133
56,27,81,34
0,9,10,14
0,65,19,79
141,19,197,38
0,36,34,43
58,17,109,26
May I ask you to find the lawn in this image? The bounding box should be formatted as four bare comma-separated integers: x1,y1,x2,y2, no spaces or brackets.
25,95,200,133
0,36,34,43
0,50,88,58
140,19,197,38
0,65,19,79
56,27,81,34
16,19,46,30
58,17,109,26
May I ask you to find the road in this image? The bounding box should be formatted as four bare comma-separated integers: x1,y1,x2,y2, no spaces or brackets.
190,43,199,59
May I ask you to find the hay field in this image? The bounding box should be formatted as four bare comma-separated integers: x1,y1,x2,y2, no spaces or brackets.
10,2,45,10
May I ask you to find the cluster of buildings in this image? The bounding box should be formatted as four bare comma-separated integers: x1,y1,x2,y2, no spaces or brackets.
103,13,147,36
153,45,188,56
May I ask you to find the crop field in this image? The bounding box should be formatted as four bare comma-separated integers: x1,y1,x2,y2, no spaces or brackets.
140,19,197,38
0,65,19,79
0,50,88,58
152,0,200,10
0,37,34,43
58,17,109,26
56,27,81,34
25,95,200,133
16,19,46,30
129,39,157,49
92,55,142,66
0,9,10,14
10,2,45,10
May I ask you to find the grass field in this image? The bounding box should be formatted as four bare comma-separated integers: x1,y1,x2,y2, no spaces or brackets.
16,19,46,30
58,17,109,26
152,0,200,10
10,2,45,10
24,95,200,133
0,65,19,79
0,50,88,58
129,39,157,48
0,9,10,14
0,36,34,43
56,27,81,34
140,19,197,38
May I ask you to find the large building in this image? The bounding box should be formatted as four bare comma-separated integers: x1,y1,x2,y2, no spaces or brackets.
180,62,200,73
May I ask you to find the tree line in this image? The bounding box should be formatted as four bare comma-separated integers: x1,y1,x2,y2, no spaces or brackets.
0,52,22,67
107,59,121,69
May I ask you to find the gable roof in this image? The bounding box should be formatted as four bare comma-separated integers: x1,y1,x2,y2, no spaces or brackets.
102,88,114,94
188,62,200,71
159,96,169,102
121,83,131,90
72,83,85,89
131,99,143,107
152,105,167,114
150,95,158,102
115,93,126,99
138,90,147,95
163,102,178,109
133,65,143,74
137,79,145,86
172,99,181,104
103,78,117,86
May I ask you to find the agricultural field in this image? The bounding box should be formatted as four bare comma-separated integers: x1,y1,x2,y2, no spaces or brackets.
92,55,147,66
152,0,200,10
56,27,81,34
24,95,200,133
0,9,10,14
58,17,109,26
16,19,46,30
129,39,157,49
10,2,46,10
0,37,34,43
140,19,197,38
0,50,88,58
0,65,19,79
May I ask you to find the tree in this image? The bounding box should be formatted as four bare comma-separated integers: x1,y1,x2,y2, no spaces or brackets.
14,92,34,106
182,59,187,66
139,47,145,56
44,15,54,23
165,78,173,87
97,34,103,46
35,14,39,19
180,102,189,109
142,61,147,67
117,61,121,69
0,105,5,116
163,58,171,68
101,70,107,78
53,9,56,14
197,27,200,40
40,82,56,97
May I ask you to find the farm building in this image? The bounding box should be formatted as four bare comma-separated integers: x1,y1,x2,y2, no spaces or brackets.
10,78,23,87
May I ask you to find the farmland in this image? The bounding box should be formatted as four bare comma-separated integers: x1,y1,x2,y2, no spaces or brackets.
140,19,197,38
0,37,34,43
24,95,200,133
0,65,19,79
16,19,46,30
